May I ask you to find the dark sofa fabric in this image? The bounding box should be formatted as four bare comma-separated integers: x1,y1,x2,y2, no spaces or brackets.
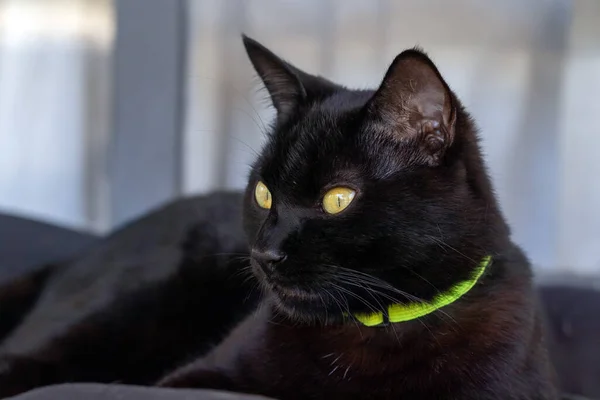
0,192,259,397
540,284,600,399
6,384,274,400
0,214,98,344
0,214,97,284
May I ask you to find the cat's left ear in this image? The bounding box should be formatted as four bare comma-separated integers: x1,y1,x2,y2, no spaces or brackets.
242,35,338,124
366,49,456,166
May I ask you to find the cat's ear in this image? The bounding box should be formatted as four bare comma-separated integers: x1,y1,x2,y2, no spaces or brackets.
242,35,337,122
366,49,456,166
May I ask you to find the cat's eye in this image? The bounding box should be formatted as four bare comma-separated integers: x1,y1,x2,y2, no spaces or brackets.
254,181,272,209
322,187,356,214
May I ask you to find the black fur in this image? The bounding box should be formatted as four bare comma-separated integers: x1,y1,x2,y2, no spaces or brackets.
0,193,258,398
157,36,559,399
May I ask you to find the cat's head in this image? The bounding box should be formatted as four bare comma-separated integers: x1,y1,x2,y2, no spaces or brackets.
241,36,507,324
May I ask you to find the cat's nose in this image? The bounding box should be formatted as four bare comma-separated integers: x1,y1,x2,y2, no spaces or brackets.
251,248,287,272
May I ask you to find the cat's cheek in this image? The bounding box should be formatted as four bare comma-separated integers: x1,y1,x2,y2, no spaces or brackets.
242,207,266,242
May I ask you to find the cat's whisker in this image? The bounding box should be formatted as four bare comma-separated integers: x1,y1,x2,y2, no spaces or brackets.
322,287,352,326
318,291,329,325
334,277,403,304
240,274,257,287
326,263,443,300
230,107,268,138
393,265,444,296
329,283,380,316
333,275,412,303
329,286,363,336
426,235,477,264
330,354,343,367
342,275,427,305
193,74,269,134
333,277,390,312
233,265,255,281
331,268,427,303
343,364,352,380
200,252,251,259
231,136,261,158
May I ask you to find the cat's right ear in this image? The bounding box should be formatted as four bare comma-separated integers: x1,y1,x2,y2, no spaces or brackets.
242,35,337,122
366,49,456,167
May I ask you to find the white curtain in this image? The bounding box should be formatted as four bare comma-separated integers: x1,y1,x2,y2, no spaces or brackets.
0,0,113,232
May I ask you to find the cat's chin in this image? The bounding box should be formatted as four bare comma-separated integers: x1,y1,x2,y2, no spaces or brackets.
264,283,345,324
253,264,321,302
268,282,321,302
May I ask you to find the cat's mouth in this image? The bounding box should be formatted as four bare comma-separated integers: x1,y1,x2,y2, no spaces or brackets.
251,259,323,303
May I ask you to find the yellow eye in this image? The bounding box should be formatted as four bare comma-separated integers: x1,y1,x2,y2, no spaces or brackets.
322,187,356,214
254,181,272,209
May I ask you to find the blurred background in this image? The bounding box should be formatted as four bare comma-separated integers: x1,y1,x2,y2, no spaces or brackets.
0,0,598,275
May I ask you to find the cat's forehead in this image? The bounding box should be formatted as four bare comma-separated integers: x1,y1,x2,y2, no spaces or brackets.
269,110,353,175
258,101,403,195
257,114,352,194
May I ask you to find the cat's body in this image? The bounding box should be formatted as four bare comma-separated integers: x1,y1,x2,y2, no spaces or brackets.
158,36,559,399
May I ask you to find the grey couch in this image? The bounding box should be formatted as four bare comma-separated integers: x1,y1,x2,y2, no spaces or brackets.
7,384,273,400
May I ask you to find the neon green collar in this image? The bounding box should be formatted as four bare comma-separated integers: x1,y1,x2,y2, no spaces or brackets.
351,256,491,327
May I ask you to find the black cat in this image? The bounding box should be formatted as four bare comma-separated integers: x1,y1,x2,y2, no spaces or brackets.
157,36,559,399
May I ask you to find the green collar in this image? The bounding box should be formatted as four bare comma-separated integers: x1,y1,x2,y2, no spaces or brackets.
351,256,491,327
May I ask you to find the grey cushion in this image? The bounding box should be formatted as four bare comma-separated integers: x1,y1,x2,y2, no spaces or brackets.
0,214,98,345
0,214,97,284
6,384,274,400
539,281,600,399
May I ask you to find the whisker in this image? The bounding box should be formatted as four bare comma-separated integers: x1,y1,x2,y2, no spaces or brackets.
334,277,389,311
201,252,251,258
329,283,380,315
333,270,426,303
193,74,269,134
330,286,363,335
426,235,476,264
